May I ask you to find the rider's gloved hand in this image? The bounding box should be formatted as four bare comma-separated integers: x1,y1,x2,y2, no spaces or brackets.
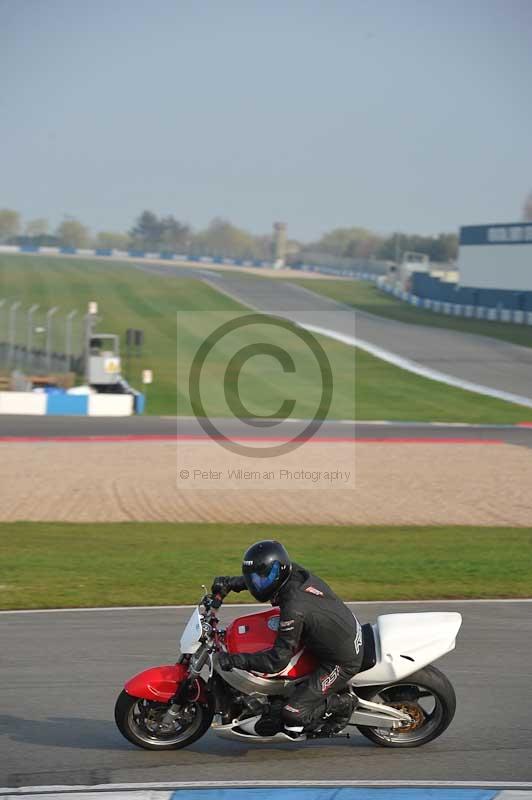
211,576,232,598
216,652,247,671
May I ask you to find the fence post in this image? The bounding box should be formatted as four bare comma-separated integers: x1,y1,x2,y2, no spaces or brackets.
27,304,39,353
65,309,78,368
45,306,59,372
8,301,21,364
0,300,5,362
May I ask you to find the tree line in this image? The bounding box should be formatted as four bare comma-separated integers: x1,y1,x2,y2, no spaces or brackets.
2,189,532,263
0,209,277,261
13,202,532,263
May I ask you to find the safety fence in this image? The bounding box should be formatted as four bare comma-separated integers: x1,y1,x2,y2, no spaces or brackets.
0,342,82,375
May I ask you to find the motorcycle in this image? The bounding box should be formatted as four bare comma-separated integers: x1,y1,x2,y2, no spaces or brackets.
115,590,462,750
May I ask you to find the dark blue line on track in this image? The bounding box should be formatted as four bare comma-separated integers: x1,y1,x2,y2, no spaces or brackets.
170,789,499,800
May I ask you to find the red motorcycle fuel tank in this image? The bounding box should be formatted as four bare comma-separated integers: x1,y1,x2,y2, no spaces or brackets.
225,607,317,678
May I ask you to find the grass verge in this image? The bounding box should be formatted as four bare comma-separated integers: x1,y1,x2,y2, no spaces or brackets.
1,255,531,422
1,522,530,609
292,278,532,349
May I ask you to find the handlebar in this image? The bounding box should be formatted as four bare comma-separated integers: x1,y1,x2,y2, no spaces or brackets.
200,592,224,612
212,593,224,610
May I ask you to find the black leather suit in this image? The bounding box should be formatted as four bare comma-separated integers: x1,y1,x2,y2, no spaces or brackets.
227,563,364,730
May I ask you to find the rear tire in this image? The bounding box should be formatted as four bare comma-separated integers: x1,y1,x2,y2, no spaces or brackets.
356,665,456,748
115,690,214,751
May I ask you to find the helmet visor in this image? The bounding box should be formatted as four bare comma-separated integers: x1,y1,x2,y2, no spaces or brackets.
249,560,280,594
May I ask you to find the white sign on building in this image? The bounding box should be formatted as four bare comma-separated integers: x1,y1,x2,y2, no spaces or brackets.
459,223,532,291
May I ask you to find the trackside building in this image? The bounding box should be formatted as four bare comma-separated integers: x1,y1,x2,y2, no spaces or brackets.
411,222,532,312
459,223,532,292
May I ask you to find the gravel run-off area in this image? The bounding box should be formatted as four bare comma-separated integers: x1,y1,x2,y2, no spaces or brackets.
2,439,532,525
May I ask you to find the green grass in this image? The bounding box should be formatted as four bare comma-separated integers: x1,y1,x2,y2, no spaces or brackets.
0,254,244,416
0,522,530,609
292,278,532,349
1,254,531,422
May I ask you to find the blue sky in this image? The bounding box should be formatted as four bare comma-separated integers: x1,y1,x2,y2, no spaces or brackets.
2,0,531,241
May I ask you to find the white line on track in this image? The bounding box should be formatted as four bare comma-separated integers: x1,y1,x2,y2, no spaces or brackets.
0,599,531,615
200,276,532,409
302,323,532,409
2,781,532,794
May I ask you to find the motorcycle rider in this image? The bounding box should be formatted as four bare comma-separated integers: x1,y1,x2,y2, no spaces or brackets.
212,540,364,735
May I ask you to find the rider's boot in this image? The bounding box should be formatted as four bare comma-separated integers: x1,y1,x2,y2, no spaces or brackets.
284,725,304,738
314,692,358,736
325,691,357,718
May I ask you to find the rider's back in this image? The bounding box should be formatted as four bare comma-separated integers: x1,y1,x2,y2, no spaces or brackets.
279,563,362,668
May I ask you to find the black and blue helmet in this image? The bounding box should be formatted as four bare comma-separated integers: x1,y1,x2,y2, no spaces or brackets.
242,540,292,602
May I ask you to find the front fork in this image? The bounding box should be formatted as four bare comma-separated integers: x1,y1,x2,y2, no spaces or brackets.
162,668,209,726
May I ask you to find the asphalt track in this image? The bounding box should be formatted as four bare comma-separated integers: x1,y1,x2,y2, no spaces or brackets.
1,416,532,448
1,601,531,788
122,260,532,403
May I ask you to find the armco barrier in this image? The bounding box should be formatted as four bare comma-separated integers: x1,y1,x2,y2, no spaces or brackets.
0,391,46,415
0,391,136,416
87,394,133,416
378,282,532,326
47,393,88,415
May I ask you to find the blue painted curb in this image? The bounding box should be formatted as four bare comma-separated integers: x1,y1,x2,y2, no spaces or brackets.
170,789,499,800
46,394,88,415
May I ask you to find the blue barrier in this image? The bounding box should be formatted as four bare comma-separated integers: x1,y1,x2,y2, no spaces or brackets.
20,245,40,252
160,252,175,260
46,393,88,416
95,248,112,256
411,271,532,312
133,392,145,414
169,789,500,800
128,249,145,258
60,246,77,255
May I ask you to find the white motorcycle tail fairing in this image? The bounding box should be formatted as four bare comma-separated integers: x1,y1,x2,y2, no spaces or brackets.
350,612,462,686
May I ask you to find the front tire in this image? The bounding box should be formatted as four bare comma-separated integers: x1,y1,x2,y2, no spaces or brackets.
356,665,456,748
114,690,215,750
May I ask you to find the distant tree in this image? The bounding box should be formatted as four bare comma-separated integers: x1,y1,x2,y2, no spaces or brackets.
344,232,382,259
312,227,381,259
428,233,458,262
56,218,90,248
191,218,259,259
129,211,191,252
129,210,164,251
0,208,21,241
160,215,190,251
523,191,532,222
95,231,130,250
25,218,48,237
376,232,458,263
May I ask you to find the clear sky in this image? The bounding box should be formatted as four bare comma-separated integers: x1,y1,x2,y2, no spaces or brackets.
2,0,531,241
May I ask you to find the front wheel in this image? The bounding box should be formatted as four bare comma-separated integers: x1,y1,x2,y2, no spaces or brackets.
356,665,456,748
114,690,215,750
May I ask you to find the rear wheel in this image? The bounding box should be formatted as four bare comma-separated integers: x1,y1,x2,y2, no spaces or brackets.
356,665,456,748
114,690,215,750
